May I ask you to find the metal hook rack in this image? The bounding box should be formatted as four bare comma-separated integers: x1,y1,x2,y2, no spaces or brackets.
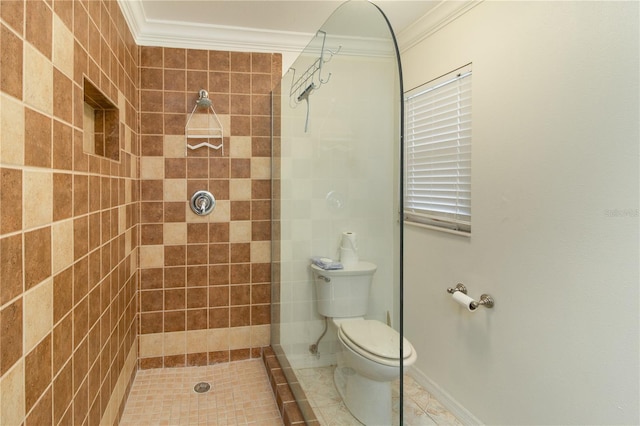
185,89,224,156
289,30,341,132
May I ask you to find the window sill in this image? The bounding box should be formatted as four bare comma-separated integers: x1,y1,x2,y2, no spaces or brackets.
404,220,471,238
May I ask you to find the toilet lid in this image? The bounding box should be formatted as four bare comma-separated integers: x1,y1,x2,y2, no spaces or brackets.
340,320,413,360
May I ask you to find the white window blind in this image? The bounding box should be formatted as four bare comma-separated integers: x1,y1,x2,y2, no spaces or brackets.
404,64,472,234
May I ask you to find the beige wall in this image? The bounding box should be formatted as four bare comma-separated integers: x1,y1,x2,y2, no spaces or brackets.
401,1,639,424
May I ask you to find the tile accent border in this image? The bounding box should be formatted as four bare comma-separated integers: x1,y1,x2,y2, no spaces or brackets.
138,324,270,369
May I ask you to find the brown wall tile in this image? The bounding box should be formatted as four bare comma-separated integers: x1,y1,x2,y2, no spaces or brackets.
141,224,163,245
141,180,164,200
186,266,208,287
209,307,229,329
141,290,163,312
252,136,271,157
24,227,52,290
252,284,271,304
25,334,52,412
251,304,270,325
209,286,229,307
52,312,72,375
0,234,23,304
187,70,208,93
252,53,272,73
209,51,230,71
1,24,24,99
141,46,163,68
163,354,185,368
163,201,185,222
0,298,23,375
230,73,251,94
186,351,208,366
141,134,164,156
52,121,73,172
230,243,250,263
252,221,271,241
186,288,208,309
0,168,22,234
25,385,53,426
187,50,208,70
53,267,73,323
252,263,271,283
210,243,230,264
163,310,185,332
53,173,73,221
230,306,250,327
24,108,52,168
53,69,73,125
164,267,185,289
53,359,73,424
230,263,250,284
164,48,186,69
164,288,185,310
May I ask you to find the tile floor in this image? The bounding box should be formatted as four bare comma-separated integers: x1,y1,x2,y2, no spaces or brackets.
119,358,460,426
120,359,283,426
296,366,463,426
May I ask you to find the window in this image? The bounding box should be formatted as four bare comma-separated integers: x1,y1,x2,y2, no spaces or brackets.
404,64,472,234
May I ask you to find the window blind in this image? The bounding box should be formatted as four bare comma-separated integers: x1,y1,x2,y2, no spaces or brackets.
404,64,472,233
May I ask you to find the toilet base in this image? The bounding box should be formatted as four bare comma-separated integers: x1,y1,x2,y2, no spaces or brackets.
334,365,392,426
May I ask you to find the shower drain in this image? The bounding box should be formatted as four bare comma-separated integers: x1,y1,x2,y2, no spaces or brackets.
193,382,211,393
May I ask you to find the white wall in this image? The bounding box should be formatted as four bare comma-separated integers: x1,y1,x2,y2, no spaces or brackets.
401,1,639,424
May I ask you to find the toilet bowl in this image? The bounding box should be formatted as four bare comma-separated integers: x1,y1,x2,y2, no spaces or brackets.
310,261,418,425
332,318,417,425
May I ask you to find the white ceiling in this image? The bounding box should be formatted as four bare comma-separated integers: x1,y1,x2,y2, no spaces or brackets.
119,0,441,54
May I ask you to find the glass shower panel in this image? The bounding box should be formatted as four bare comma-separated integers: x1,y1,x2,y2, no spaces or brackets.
271,1,402,423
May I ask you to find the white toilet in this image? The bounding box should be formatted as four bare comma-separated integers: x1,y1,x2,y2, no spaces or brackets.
310,261,417,425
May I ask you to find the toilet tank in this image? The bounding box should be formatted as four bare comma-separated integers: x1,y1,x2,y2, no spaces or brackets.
311,261,377,318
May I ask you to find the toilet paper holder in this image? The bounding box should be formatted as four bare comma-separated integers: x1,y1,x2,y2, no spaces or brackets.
446,283,494,309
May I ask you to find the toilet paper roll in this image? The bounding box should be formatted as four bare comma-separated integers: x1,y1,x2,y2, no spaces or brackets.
341,231,358,251
452,291,477,312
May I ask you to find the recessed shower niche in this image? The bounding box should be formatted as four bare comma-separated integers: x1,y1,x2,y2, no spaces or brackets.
83,78,120,161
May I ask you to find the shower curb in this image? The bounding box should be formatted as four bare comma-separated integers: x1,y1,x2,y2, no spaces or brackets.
262,346,320,425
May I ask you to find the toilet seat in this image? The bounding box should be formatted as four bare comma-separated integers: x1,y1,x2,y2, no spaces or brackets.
338,320,414,367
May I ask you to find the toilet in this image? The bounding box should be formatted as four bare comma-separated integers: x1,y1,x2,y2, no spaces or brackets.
311,261,417,425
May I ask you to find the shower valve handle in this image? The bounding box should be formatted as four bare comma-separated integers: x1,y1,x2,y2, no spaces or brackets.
190,190,215,216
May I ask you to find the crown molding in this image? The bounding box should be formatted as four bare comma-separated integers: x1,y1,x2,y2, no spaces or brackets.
118,0,315,53
396,0,483,53
118,0,473,56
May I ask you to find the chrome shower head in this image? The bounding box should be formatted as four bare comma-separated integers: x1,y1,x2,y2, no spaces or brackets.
196,89,212,108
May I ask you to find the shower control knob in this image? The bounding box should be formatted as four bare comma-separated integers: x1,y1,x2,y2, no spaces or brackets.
190,190,215,216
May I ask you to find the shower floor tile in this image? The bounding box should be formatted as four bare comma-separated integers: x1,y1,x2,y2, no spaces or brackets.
296,366,463,426
120,359,283,426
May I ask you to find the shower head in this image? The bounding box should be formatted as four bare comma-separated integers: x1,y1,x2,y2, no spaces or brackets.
196,89,212,108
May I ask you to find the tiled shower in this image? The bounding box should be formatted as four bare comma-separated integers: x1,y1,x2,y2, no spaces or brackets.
0,1,284,424
136,46,280,369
